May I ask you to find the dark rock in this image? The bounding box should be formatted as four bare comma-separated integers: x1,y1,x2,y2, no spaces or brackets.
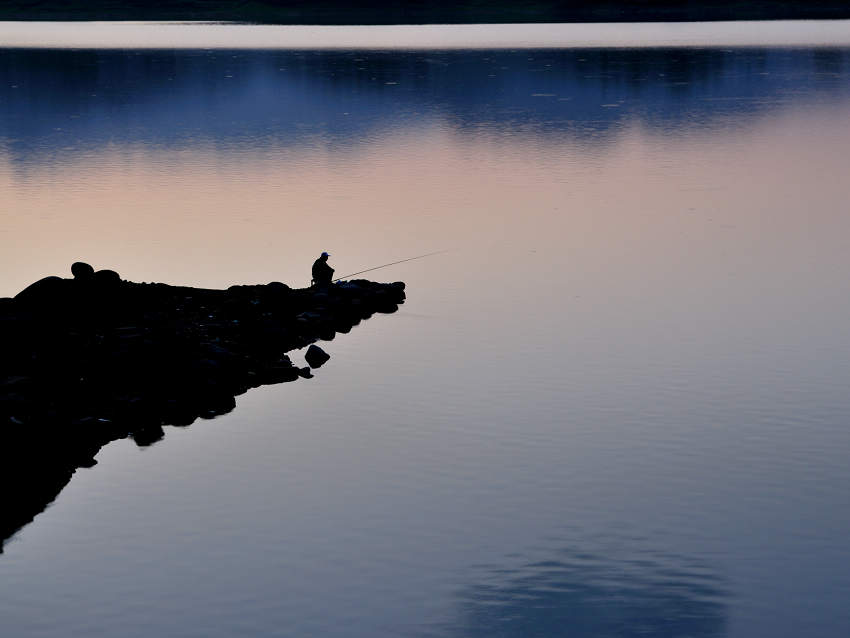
376,302,399,314
199,394,236,419
71,262,95,280
13,276,72,307
94,269,121,286
305,344,331,369
131,425,165,447
256,364,300,385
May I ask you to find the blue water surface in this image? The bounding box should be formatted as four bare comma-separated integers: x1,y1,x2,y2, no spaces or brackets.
2,26,850,638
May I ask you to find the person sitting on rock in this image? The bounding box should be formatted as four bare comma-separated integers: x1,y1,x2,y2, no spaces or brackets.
312,252,334,287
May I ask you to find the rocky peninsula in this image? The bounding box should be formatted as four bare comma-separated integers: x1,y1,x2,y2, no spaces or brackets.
0,264,405,551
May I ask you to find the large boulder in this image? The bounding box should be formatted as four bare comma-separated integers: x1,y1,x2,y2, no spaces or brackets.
94,269,121,286
13,276,73,309
71,262,95,280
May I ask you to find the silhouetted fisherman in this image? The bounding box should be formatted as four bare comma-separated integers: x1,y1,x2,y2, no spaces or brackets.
312,252,334,287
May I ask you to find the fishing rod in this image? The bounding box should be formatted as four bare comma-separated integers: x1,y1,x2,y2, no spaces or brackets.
333,250,448,282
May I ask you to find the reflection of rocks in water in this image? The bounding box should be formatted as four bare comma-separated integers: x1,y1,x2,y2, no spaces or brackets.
458,546,727,637
2,48,849,169
0,264,405,551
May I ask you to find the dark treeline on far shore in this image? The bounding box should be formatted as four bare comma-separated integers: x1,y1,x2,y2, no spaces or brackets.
1,0,850,23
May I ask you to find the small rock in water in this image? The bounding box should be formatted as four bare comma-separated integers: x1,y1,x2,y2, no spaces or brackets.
305,344,331,368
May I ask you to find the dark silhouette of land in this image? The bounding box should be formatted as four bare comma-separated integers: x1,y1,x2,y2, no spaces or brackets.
0,264,405,552
0,0,849,23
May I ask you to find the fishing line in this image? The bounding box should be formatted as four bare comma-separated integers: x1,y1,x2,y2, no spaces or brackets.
333,250,448,282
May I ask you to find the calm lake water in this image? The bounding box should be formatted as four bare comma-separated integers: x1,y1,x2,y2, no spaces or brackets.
3,22,850,638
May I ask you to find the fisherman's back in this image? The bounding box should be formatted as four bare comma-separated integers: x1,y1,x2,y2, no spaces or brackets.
312,252,334,286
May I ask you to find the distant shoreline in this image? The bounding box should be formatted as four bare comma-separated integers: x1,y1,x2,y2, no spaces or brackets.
3,21,849,51
2,1,850,25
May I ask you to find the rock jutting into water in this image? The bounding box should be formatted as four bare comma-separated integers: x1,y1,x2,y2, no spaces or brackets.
0,263,405,551
305,344,331,368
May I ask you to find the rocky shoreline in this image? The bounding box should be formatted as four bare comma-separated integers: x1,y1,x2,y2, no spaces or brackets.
0,264,405,551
